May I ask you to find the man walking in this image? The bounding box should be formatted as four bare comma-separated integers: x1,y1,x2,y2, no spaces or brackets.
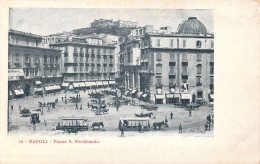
80,105,82,110
120,126,124,137
179,124,182,133
189,108,192,117
11,105,13,111
44,119,47,127
75,103,78,110
170,112,173,119
205,122,208,131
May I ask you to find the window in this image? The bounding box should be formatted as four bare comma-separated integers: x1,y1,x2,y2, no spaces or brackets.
196,41,202,48
197,64,202,74
169,62,175,66
44,55,47,63
197,91,203,98
183,40,186,48
210,76,214,84
196,54,202,61
136,30,138,35
210,62,214,74
196,77,202,86
156,53,162,61
157,39,160,47
211,40,214,48
170,39,174,47
156,64,162,73
210,54,214,62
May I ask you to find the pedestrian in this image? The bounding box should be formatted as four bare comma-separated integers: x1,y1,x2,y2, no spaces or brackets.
170,112,173,119
47,107,50,112
77,95,79,99
75,103,78,110
179,124,182,133
205,122,208,131
11,105,13,111
208,114,211,131
19,105,21,111
120,126,124,137
141,125,144,133
79,94,80,98
87,101,90,108
52,125,55,131
138,123,141,133
165,118,168,125
62,97,64,101
41,108,44,115
80,105,82,110
44,119,47,127
189,108,192,117
65,99,67,104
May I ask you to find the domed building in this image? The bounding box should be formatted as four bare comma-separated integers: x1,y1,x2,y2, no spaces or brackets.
121,17,214,105
177,17,208,35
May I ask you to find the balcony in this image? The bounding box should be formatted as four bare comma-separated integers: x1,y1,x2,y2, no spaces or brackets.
73,53,78,57
140,58,148,63
196,82,202,86
24,63,31,68
14,63,21,68
34,62,40,67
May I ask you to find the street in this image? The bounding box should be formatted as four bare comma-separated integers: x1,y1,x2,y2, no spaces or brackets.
8,89,214,136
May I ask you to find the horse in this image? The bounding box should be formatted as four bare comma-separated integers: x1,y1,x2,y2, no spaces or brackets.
90,105,98,111
91,121,104,130
101,108,109,114
153,121,165,130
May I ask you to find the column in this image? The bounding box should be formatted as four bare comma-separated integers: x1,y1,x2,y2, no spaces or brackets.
127,72,130,90
137,73,140,91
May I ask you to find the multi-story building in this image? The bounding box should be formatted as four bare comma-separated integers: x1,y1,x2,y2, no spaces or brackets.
8,29,62,97
121,17,214,104
50,34,117,88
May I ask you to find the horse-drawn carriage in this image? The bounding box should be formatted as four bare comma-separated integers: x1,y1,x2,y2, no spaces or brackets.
185,103,201,110
119,117,151,131
31,112,40,124
135,112,153,118
91,121,104,131
139,103,158,111
152,121,168,130
56,117,89,133
68,96,82,103
95,108,109,115
19,108,31,117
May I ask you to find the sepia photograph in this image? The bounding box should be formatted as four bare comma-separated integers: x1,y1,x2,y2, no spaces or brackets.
8,8,214,136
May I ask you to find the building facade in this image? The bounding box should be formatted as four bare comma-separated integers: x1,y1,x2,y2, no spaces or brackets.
8,29,62,97
121,17,214,104
50,35,117,86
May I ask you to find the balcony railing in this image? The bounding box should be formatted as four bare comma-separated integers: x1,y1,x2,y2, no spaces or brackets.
182,72,188,76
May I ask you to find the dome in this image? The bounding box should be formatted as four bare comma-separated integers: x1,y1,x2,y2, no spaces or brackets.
177,17,207,35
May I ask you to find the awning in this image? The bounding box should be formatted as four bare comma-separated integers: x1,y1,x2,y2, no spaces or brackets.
142,94,148,98
131,89,137,94
62,83,69,87
89,82,96,86
210,94,214,99
35,81,42,85
174,93,181,98
10,91,13,96
137,92,143,97
109,81,116,85
53,85,61,90
14,89,24,95
85,82,92,87
102,81,109,86
170,88,175,93
96,81,103,86
73,83,80,88
181,93,192,99
155,94,165,99
8,69,24,77
166,94,174,98
45,86,52,91
34,88,43,92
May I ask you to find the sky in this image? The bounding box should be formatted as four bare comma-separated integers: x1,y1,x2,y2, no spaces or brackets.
9,8,213,36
